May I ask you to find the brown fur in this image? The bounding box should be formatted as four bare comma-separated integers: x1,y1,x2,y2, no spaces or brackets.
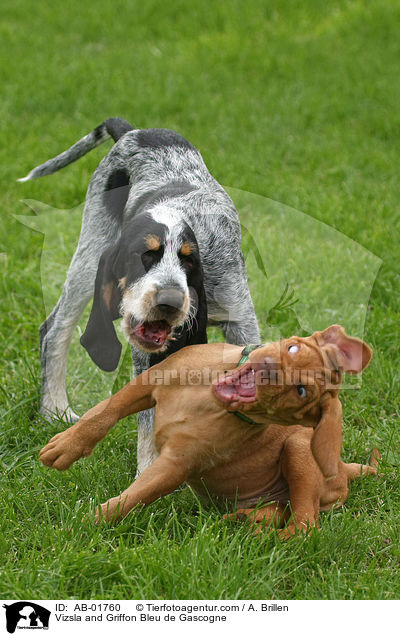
144,234,161,251
180,241,195,256
39,325,379,537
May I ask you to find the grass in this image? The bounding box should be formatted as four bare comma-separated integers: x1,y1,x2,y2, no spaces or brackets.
0,0,399,599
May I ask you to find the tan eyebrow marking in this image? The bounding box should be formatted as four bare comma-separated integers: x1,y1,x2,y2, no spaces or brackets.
180,241,196,256
145,234,161,251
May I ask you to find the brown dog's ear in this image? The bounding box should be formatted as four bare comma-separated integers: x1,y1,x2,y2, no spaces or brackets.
317,324,372,374
311,393,342,479
80,245,123,372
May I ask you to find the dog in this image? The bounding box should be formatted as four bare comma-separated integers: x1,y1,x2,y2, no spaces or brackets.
19,118,260,473
39,325,379,538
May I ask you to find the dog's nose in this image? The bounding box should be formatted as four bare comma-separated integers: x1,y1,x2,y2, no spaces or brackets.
156,288,185,314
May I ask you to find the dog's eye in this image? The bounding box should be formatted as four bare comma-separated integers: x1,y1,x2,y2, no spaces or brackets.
179,254,193,268
142,248,164,271
297,385,307,398
288,344,299,353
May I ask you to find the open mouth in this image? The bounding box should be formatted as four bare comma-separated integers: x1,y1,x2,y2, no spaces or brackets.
131,320,172,350
213,363,257,408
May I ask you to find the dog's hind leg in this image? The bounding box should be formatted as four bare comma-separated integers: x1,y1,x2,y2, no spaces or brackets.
31,126,133,424
39,153,129,423
96,448,190,522
225,503,289,534
344,448,380,481
40,205,122,423
40,244,101,423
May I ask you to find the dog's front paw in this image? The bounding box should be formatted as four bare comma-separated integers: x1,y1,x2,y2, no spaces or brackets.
95,495,130,523
277,526,297,541
278,520,317,540
39,425,96,470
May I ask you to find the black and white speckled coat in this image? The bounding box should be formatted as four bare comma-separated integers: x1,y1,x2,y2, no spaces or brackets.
19,118,260,473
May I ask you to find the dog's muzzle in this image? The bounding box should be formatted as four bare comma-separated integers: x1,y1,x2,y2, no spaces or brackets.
125,286,189,352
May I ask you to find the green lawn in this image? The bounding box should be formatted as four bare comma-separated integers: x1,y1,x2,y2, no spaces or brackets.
0,0,399,599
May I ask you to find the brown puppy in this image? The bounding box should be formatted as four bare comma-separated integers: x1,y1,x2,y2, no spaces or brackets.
39,325,379,537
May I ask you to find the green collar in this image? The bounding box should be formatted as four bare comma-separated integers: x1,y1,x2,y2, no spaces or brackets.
233,344,264,426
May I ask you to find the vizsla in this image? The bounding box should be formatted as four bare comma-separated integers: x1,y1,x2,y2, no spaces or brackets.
39,325,379,537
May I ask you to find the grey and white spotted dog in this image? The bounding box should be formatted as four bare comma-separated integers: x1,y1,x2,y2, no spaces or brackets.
19,117,260,474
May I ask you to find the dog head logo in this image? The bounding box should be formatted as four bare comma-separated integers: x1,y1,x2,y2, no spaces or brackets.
3,602,50,633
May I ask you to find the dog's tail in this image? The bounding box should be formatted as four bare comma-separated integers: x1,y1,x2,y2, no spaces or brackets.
18,117,133,182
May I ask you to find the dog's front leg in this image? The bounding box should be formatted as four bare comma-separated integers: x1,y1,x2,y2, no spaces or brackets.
136,407,158,476
39,371,156,471
97,450,189,522
219,302,260,348
280,432,322,538
130,348,159,475
39,400,121,470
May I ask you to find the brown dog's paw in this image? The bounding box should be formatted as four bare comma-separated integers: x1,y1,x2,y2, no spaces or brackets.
224,505,286,537
39,425,95,470
278,526,297,541
95,496,130,524
278,520,317,541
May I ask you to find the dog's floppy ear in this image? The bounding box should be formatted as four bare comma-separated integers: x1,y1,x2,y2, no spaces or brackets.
187,261,208,345
174,268,208,350
311,393,342,480
315,324,372,374
80,244,123,372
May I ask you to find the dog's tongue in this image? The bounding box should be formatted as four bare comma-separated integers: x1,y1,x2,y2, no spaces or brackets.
135,320,170,346
215,369,257,403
